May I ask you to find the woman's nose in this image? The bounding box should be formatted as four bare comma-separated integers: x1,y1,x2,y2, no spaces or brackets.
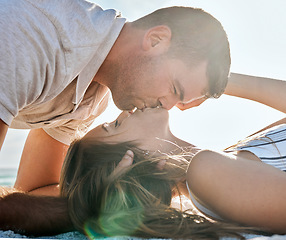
116,111,132,124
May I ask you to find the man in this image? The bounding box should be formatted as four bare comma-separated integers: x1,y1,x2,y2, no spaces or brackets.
0,0,230,195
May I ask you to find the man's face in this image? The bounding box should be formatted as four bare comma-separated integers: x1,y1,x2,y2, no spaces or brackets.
109,54,209,111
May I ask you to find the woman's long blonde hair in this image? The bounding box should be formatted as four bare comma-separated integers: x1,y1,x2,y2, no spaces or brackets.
60,138,260,240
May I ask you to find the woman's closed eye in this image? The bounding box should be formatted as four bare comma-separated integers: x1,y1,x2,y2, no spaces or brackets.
101,111,132,132
115,120,119,128
102,120,120,132
111,119,120,128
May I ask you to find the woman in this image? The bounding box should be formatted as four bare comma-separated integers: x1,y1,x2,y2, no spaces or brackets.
59,110,255,240
1,73,285,238
59,73,286,238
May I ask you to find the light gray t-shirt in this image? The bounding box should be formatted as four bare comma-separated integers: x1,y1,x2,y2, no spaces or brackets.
0,0,125,145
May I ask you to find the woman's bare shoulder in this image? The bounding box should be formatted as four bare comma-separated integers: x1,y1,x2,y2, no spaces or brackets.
186,150,286,234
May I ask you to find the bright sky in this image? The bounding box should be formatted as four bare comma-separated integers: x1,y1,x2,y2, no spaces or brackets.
0,0,285,168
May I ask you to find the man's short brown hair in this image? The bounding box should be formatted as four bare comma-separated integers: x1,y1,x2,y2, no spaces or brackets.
132,6,231,98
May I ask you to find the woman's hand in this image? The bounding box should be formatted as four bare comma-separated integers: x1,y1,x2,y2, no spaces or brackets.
112,150,134,176
176,97,207,110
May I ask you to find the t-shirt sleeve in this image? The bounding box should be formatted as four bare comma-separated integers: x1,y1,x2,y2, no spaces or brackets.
0,26,40,125
0,51,42,126
0,1,64,126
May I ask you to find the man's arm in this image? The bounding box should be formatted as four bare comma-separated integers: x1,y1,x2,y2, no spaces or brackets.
0,187,74,236
14,128,69,196
0,119,8,151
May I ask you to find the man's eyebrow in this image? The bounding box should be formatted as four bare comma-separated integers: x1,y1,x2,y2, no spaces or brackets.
175,79,185,102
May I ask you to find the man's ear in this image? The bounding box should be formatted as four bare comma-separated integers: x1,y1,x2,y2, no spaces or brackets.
142,25,171,55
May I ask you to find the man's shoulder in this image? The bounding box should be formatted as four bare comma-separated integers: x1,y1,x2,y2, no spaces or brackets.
24,0,122,48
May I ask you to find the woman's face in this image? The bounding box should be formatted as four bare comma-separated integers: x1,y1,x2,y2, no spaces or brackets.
84,108,176,152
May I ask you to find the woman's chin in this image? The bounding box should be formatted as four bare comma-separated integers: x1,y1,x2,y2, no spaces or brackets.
138,135,179,154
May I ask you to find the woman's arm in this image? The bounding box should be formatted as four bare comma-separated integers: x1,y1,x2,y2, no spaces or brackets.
187,150,286,234
225,73,286,113
177,73,286,111
0,187,74,236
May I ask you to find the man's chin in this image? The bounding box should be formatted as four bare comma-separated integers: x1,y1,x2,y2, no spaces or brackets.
113,100,133,111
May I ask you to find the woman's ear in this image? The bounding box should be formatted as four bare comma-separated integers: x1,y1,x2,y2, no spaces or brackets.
142,25,171,55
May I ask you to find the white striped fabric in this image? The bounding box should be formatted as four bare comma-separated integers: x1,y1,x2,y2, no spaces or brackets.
226,124,286,172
